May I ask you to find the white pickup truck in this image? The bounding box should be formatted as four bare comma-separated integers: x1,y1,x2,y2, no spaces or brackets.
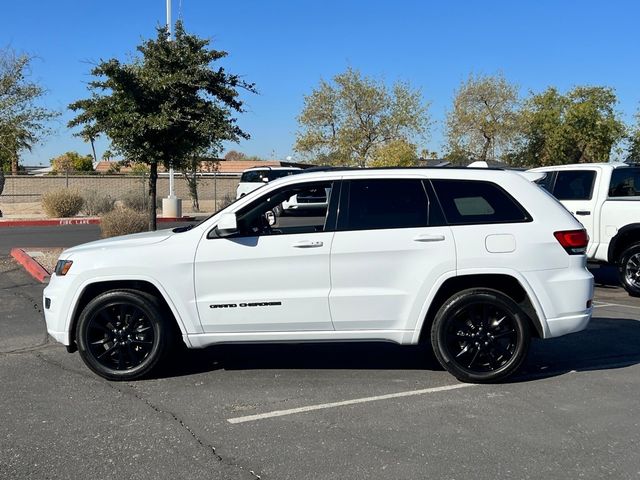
530,163,640,295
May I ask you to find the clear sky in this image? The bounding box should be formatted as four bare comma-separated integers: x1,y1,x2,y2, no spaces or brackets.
3,0,639,165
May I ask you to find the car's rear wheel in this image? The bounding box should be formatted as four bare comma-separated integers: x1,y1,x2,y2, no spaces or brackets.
76,290,170,381
617,243,640,296
430,288,531,383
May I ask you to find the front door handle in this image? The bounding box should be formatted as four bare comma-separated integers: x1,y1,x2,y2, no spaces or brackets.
575,210,591,216
292,240,324,248
413,234,445,242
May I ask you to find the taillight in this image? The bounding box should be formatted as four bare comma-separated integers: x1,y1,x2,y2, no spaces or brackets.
554,229,588,255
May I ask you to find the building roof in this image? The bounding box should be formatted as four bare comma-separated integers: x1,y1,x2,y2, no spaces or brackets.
94,159,311,175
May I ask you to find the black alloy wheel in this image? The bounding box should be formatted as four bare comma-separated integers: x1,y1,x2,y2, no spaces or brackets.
76,290,170,380
431,288,531,383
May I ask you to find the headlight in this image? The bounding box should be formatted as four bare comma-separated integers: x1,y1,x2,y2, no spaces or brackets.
54,260,73,276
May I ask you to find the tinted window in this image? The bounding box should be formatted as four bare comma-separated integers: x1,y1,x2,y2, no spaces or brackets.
552,171,596,200
431,180,530,225
609,168,640,197
343,179,432,230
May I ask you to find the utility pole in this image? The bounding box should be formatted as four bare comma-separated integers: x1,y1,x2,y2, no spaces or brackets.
162,0,183,218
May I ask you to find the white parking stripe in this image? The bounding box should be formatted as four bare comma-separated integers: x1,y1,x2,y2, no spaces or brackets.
594,301,640,310
227,383,475,424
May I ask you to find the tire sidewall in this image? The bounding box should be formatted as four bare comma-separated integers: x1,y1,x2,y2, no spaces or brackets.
76,290,167,381
618,244,640,296
431,289,531,383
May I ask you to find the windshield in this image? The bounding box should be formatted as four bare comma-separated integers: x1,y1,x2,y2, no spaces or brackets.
172,195,246,232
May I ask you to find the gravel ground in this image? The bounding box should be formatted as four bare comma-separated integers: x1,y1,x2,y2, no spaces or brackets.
23,248,64,273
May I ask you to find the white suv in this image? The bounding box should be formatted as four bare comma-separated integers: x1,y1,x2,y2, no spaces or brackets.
44,168,593,383
235,167,301,198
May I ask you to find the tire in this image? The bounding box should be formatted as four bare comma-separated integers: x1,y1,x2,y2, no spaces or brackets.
76,290,171,381
617,242,640,296
430,288,531,383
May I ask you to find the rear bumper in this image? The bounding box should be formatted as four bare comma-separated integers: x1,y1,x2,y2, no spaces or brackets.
546,311,592,338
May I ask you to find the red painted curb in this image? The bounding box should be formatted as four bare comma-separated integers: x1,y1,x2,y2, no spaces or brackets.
10,248,51,283
0,216,196,228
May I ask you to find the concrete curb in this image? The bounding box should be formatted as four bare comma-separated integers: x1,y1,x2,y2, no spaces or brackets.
0,216,196,228
10,248,51,283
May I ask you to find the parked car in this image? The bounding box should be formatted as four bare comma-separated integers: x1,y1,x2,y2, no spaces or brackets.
44,167,593,383
235,166,301,198
529,162,640,295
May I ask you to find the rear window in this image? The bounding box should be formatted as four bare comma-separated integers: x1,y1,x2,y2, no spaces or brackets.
431,180,531,225
552,170,596,200
609,168,640,197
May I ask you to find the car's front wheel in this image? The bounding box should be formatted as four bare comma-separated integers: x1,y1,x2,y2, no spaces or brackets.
76,290,170,381
430,288,531,383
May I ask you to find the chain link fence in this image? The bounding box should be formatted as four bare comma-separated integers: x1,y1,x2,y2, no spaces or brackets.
0,174,240,212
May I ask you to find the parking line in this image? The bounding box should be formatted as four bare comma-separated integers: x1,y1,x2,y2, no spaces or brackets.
594,301,640,310
227,383,475,424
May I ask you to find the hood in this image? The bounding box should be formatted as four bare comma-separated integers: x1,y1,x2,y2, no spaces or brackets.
63,228,175,255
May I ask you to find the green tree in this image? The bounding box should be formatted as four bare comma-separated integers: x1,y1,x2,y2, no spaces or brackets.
68,21,256,230
295,68,430,167
369,139,418,167
514,86,626,167
627,109,640,162
0,48,58,195
445,73,520,162
50,151,94,173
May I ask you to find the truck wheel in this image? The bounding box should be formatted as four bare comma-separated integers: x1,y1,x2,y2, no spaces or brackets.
430,288,531,383
618,243,640,296
76,290,170,381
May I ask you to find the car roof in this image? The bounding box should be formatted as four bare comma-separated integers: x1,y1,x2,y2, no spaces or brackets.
242,166,301,172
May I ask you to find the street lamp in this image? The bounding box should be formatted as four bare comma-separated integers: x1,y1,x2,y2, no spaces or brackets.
162,0,182,218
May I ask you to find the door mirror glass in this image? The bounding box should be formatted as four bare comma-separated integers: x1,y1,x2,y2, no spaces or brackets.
215,212,238,237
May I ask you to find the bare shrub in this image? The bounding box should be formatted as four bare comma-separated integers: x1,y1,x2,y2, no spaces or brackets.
41,189,84,218
121,191,148,213
82,190,115,216
100,207,147,238
218,192,236,210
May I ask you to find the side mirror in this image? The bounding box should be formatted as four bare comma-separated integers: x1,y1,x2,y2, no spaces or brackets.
265,210,276,226
215,212,238,237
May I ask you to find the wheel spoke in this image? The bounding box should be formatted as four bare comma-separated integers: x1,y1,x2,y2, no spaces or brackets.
467,347,481,369
97,342,118,359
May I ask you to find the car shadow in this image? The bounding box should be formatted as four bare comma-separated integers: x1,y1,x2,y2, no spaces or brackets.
589,263,620,287
158,317,640,382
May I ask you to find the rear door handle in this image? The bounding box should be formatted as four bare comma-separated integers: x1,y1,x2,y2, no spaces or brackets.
575,211,591,216
292,240,324,248
413,234,445,242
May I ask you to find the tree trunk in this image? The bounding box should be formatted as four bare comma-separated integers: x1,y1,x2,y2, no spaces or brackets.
89,137,98,164
10,155,18,175
0,169,4,216
183,169,199,212
149,161,158,231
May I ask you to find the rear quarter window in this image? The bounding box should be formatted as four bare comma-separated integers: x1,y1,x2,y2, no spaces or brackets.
431,179,531,225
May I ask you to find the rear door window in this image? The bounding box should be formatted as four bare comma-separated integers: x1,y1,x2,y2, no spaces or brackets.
609,168,640,197
431,180,531,225
552,170,596,200
340,179,441,231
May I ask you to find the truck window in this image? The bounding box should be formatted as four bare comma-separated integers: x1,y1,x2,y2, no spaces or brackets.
609,168,640,197
552,171,596,200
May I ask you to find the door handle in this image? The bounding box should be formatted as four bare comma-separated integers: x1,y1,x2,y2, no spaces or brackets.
413,234,445,242
292,240,324,248
575,211,591,216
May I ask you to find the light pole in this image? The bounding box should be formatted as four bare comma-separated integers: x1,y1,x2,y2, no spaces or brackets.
162,0,182,217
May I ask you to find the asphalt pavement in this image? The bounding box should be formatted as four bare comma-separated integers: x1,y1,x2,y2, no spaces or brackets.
1,249,640,479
